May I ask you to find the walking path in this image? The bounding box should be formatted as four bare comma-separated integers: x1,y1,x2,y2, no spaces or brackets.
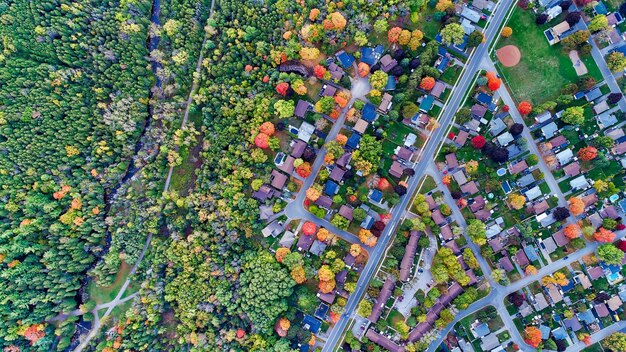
71,1,216,350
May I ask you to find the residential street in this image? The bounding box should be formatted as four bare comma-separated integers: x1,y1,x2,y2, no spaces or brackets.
580,16,626,112
320,0,517,349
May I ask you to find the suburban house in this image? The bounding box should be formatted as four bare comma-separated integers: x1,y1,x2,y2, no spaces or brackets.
544,21,571,45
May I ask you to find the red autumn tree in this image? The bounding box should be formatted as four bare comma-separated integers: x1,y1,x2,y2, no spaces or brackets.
378,178,390,190
314,65,327,79
471,135,486,149
594,227,616,242
296,162,312,178
486,71,498,81
488,78,501,91
502,104,510,112
420,76,436,91
518,101,533,115
259,122,275,136
569,197,585,215
524,326,542,348
578,146,598,161
254,133,270,149
564,224,581,239
262,75,270,83
617,240,626,252
276,82,290,96
302,221,317,236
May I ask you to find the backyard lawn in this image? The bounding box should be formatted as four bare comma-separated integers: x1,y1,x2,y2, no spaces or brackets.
494,8,602,105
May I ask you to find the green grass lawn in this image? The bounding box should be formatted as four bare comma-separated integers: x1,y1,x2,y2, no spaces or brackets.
494,8,602,105
88,261,137,305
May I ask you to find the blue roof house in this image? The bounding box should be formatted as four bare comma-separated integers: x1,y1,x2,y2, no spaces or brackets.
524,245,539,262
539,325,551,340
362,103,377,122
346,133,361,150
436,56,450,72
595,1,608,15
369,189,383,203
360,45,384,66
336,50,355,68
419,95,435,112
324,180,339,195
476,92,493,106
385,75,397,91
552,327,568,340
578,310,595,325
302,314,321,333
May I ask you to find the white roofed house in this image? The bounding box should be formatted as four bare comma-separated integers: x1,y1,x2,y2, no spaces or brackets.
497,132,514,146
556,148,574,166
570,176,590,191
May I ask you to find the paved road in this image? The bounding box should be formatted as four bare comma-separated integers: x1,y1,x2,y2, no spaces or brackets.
429,226,626,351
580,16,626,111
320,0,517,349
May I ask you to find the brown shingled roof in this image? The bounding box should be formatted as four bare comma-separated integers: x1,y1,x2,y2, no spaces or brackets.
400,231,420,281
368,277,396,323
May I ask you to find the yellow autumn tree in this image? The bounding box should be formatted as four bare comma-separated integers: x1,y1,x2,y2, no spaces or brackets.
501,26,513,37
350,243,362,257
508,193,526,210
291,266,307,284
541,275,557,287
318,265,334,281
398,29,411,45
436,0,453,11
300,47,320,60
525,265,537,276
554,272,569,286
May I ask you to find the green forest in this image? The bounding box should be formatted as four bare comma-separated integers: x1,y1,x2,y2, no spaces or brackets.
0,0,436,350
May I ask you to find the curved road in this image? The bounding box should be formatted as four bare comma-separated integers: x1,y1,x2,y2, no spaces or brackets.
321,0,516,349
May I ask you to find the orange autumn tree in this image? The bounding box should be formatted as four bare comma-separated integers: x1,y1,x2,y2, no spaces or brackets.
22,324,46,345
569,197,585,215
275,247,290,263
518,101,533,115
359,228,378,247
594,227,616,242
578,146,598,161
306,184,322,201
329,12,346,31
336,134,348,145
564,224,581,239
334,91,350,108
420,76,436,91
319,278,336,293
309,8,320,21
324,154,334,165
279,318,291,331
388,27,402,43
317,228,330,241
524,326,542,348
358,62,370,77
259,122,275,136
296,162,312,177
442,174,452,186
